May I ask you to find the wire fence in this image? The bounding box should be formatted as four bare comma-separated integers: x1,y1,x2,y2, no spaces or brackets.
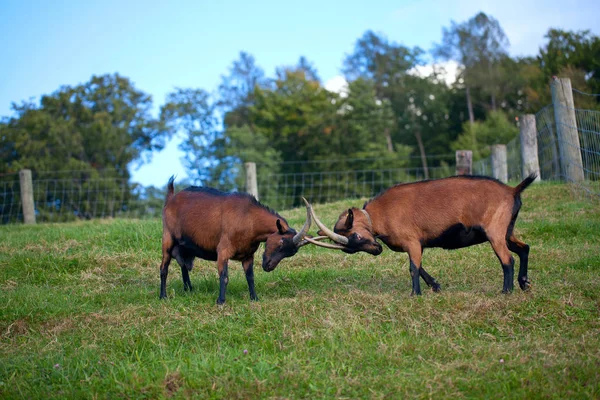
533,101,600,197
0,170,168,224
256,160,456,210
575,108,600,182
257,86,600,208
535,104,562,180
2,84,599,224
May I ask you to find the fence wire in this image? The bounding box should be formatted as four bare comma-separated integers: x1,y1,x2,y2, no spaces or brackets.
2,88,599,223
575,108,600,182
535,101,600,197
0,171,167,224
535,104,562,180
257,165,455,210
256,155,456,209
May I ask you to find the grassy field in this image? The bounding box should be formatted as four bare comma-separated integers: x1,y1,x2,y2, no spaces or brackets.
1,182,599,399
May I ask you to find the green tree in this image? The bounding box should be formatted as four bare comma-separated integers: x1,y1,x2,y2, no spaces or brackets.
160,88,219,185
218,52,268,129
1,74,165,175
0,73,167,221
434,12,510,123
344,31,458,174
338,78,395,155
250,67,339,164
452,110,518,160
537,29,600,109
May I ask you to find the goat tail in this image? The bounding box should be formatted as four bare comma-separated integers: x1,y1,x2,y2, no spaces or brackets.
514,173,537,196
165,175,176,205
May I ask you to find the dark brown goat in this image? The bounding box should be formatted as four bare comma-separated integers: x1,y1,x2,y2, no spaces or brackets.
160,177,311,303
305,174,537,295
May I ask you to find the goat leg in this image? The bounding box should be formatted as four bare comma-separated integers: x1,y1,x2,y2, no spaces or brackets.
243,258,258,301
419,266,441,292
217,259,229,305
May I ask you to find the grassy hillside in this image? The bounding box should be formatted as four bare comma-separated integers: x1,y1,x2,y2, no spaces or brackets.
1,182,599,399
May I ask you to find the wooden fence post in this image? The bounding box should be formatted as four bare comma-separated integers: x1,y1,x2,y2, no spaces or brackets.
519,114,541,181
245,162,258,200
491,144,508,183
19,169,36,224
551,77,585,182
455,150,472,175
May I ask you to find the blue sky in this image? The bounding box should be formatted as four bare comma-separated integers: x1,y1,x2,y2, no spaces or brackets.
2,0,599,186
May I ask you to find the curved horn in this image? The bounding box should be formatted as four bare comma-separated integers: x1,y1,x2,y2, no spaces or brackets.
302,197,349,245
302,236,347,250
298,235,328,247
292,201,312,245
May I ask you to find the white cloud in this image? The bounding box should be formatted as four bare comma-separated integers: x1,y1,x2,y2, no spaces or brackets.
409,61,461,86
324,75,349,97
324,60,461,100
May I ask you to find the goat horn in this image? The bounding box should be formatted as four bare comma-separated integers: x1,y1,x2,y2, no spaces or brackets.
302,198,349,246
292,201,312,245
302,236,347,250
297,235,328,247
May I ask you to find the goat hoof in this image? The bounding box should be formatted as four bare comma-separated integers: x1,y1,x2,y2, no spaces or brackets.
431,283,441,293
250,296,259,301
216,298,226,305
519,279,531,291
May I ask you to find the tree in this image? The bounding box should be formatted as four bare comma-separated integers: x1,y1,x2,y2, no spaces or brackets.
434,12,510,123
296,56,320,82
160,88,219,185
276,56,320,83
0,73,167,221
395,74,455,178
338,78,395,154
219,125,282,196
1,74,166,176
218,52,268,129
343,30,423,88
537,29,600,109
452,110,518,160
250,67,339,164
344,31,457,174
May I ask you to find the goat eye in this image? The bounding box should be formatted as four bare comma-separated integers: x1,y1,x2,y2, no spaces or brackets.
279,239,284,246
355,233,362,241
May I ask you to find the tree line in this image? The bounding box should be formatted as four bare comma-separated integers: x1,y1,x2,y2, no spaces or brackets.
1,12,599,218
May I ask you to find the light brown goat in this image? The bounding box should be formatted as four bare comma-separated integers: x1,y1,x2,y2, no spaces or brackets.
160,177,311,303
306,174,536,295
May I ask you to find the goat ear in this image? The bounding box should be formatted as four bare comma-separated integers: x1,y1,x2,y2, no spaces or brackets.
276,219,285,234
345,209,354,229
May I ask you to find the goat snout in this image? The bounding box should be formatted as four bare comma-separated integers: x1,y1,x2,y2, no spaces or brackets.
262,259,276,272
364,241,383,255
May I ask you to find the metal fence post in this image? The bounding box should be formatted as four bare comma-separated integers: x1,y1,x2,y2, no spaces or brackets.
245,162,258,200
19,169,36,224
551,77,585,182
519,114,541,181
491,144,508,182
455,150,472,175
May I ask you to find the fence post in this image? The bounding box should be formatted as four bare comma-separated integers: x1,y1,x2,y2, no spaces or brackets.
519,114,541,181
491,144,508,182
455,150,472,175
19,169,36,224
551,77,585,182
245,162,258,200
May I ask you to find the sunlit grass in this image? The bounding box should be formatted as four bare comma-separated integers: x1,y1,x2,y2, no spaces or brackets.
1,182,599,398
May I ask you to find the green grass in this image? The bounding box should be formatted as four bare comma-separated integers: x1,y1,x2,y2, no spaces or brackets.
1,182,599,399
